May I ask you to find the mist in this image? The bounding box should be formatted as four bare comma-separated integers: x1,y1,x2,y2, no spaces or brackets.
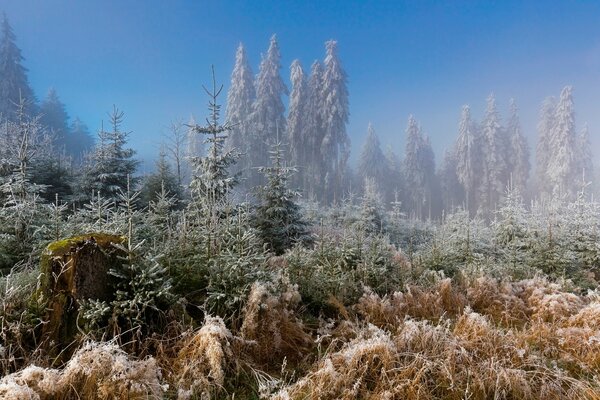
2,3,600,399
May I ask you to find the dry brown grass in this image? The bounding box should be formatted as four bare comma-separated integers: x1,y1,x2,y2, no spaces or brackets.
171,315,233,399
240,282,312,367
275,277,600,400
2,276,599,399
0,341,165,400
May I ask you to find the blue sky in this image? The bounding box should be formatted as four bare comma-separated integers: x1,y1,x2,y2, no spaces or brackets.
3,0,600,170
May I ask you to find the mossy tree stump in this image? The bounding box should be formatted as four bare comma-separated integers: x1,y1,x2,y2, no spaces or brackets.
38,234,126,359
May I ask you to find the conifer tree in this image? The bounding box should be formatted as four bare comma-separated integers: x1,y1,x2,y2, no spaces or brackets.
305,60,324,199
548,86,578,198
40,88,69,153
577,124,593,189
320,40,350,203
536,96,556,197
287,59,308,189
507,99,530,196
140,148,182,207
384,145,404,205
455,105,479,214
403,116,436,219
438,149,464,213
248,35,288,187
68,117,95,164
253,140,311,255
0,13,36,119
187,68,239,219
479,93,507,212
225,43,255,178
359,177,385,234
79,106,139,203
359,123,388,191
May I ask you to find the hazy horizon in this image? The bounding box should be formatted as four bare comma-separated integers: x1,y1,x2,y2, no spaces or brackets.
3,0,600,169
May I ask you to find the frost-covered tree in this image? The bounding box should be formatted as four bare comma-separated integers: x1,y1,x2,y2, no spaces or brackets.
187,69,239,223
536,96,556,197
225,43,255,179
359,123,388,191
577,124,593,189
248,34,288,188
320,40,350,203
506,99,530,196
40,88,69,153
253,140,311,255
78,106,139,203
140,148,182,208
548,86,578,198
287,59,308,189
359,177,385,234
305,60,324,199
0,13,37,119
163,120,188,187
438,149,464,213
384,145,404,205
68,117,95,164
479,93,507,213
0,100,53,271
403,116,435,219
455,105,480,214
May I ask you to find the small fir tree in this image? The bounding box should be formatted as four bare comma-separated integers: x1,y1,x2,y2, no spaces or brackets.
254,140,312,255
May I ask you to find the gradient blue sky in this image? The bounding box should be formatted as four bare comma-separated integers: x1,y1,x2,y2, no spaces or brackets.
3,0,600,170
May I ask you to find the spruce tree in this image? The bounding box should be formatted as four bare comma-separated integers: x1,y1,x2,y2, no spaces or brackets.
359,177,385,234
359,123,388,191
507,99,530,196
253,140,311,255
536,96,556,197
287,59,308,189
225,43,255,178
384,145,404,205
40,88,70,154
479,93,507,213
0,13,37,119
438,149,464,213
248,34,288,188
187,68,239,220
79,106,139,203
140,148,182,208
455,105,480,214
548,86,578,198
403,115,435,219
69,117,95,164
320,40,350,203
305,60,324,199
577,124,593,190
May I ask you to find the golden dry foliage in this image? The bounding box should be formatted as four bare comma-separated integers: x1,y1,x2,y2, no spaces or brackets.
0,342,165,400
275,278,600,400
240,282,312,366
2,277,600,399
172,315,233,400
354,278,467,328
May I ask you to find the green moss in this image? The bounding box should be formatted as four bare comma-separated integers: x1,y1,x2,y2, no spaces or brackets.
44,233,126,257
35,233,128,360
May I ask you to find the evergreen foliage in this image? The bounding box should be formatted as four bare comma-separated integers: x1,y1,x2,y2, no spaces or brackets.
506,99,530,196
548,86,578,198
287,59,308,189
248,35,288,188
320,40,350,203
254,140,312,255
479,93,508,213
225,43,255,179
0,13,36,119
78,106,139,203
